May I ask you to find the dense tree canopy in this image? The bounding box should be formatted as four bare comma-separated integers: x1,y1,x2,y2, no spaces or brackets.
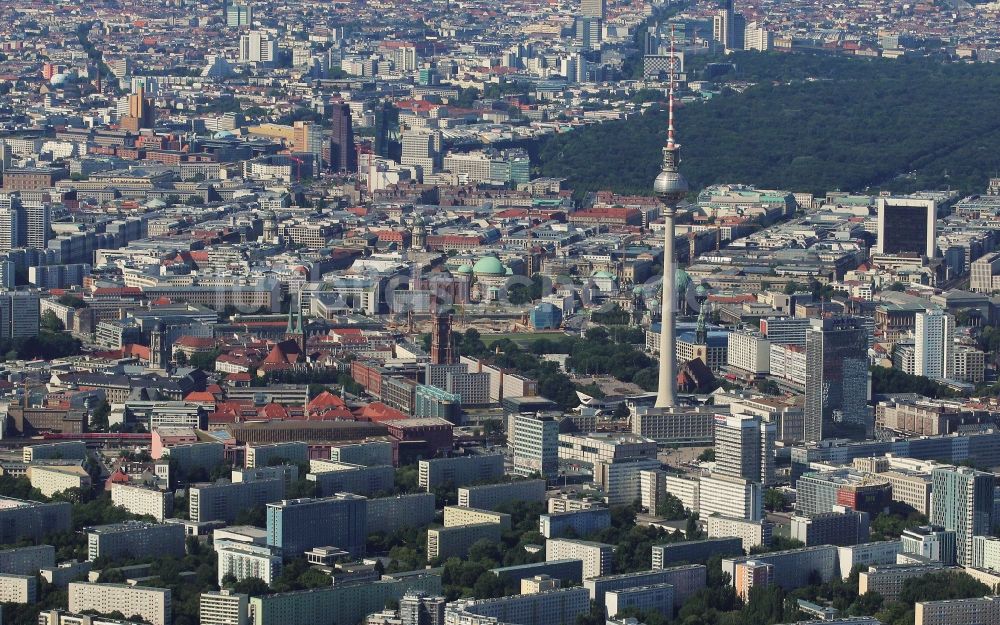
539,53,1000,197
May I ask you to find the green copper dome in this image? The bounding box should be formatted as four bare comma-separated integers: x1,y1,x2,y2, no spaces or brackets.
455,264,473,274
473,256,505,276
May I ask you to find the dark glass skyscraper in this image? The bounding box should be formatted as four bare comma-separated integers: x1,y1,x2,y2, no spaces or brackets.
329,102,357,172
804,317,870,442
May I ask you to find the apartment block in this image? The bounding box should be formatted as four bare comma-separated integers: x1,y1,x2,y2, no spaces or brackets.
858,563,950,601
706,515,773,552
585,565,706,607
606,583,675,620
0,497,71,543
40,560,93,588
790,510,870,547
427,523,503,561
915,596,1000,625
68,582,171,625
330,441,393,467
836,541,902,579
0,573,36,603
200,590,249,625
190,478,285,523
458,479,546,511
652,537,743,568
111,483,173,522
444,587,590,625
249,569,443,625
698,474,763,521
539,508,611,539
266,495,366,559
721,546,839,590
28,465,91,497
366,493,436,534
307,462,394,497
546,539,614,580
23,441,87,463
246,442,309,469
418,454,504,491
86,522,186,562
0,544,55,575
490,559,585,586
443,506,512,529
216,539,283,587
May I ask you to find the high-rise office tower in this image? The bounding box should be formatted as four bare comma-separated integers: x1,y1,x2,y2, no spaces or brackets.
225,2,252,27
22,200,50,250
121,87,155,131
876,197,937,258
580,0,606,19
266,495,366,558
652,30,688,409
400,129,442,180
714,414,776,486
713,0,746,51
573,18,602,50
329,103,357,173
804,317,869,441
430,313,454,365
914,309,954,381
511,413,559,478
373,101,400,158
0,290,40,339
239,31,277,65
0,202,18,251
931,466,994,566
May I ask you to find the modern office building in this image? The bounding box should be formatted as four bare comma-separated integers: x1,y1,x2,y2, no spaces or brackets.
546,539,614,581
225,3,252,27
796,469,892,517
804,317,870,441
417,454,504,491
511,413,559,478
329,103,356,173
200,590,249,625
930,465,994,566
68,583,171,625
714,414,776,486
914,309,955,381
876,197,937,258
266,495,366,559
86,522,186,562
903,526,957,565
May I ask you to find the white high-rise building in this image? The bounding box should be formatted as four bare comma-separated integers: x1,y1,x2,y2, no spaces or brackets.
0,204,18,251
914,309,954,381
400,129,441,180
511,413,558,478
239,31,277,65
714,414,776,486
200,590,248,625
23,201,50,249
